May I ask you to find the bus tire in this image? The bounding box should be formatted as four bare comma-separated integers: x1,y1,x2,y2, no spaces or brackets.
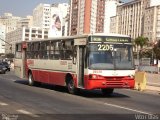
101,88,114,96
28,72,34,86
67,78,77,94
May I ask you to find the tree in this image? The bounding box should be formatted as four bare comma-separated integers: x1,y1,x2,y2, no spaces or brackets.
134,36,149,49
5,53,14,59
134,36,149,59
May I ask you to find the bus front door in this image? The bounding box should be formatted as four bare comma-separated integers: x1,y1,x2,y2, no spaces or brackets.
77,46,85,88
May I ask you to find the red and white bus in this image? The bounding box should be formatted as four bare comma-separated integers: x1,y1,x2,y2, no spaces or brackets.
14,33,135,95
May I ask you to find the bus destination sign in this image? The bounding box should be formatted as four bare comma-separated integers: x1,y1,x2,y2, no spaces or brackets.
90,36,130,43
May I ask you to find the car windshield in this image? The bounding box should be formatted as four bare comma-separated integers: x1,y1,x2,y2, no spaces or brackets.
88,43,135,70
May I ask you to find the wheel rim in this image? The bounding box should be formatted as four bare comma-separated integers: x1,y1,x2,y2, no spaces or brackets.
68,80,74,92
28,73,33,85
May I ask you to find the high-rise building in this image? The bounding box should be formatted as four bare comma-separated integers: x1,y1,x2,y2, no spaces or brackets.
49,3,69,37
144,5,160,42
0,13,21,54
0,13,21,33
112,0,149,39
110,0,160,42
104,0,122,33
33,4,51,29
69,0,120,35
33,3,69,37
0,13,35,54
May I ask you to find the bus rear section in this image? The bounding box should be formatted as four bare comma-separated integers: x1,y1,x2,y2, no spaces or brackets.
14,42,27,79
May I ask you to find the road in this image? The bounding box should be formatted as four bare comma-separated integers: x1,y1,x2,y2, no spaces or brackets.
0,71,160,120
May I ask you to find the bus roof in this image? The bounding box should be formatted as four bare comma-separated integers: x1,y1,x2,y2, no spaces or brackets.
16,33,130,44
48,33,130,40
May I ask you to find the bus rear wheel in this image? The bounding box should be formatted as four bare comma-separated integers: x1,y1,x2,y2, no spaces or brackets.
67,78,78,94
28,72,34,86
101,88,114,96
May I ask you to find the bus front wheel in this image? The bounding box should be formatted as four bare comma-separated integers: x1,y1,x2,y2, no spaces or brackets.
101,88,114,96
28,72,34,86
67,78,78,94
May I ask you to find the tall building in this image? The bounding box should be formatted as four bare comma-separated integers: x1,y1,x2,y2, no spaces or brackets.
33,4,51,29
33,3,69,37
49,3,69,37
110,0,160,42
0,13,21,33
110,15,119,34
69,0,120,35
104,0,122,33
0,13,35,54
0,13,21,55
114,0,149,39
144,5,160,42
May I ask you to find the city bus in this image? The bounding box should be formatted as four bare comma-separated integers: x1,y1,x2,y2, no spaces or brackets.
14,33,135,95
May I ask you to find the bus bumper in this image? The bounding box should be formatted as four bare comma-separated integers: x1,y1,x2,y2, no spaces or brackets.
85,79,135,90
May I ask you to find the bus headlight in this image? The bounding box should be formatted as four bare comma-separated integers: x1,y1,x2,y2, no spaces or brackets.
89,74,104,80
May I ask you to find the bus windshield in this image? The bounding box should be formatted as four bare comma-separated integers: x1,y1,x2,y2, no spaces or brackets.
89,43,134,70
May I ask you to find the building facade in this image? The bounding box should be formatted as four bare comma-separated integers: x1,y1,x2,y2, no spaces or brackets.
48,3,69,37
0,13,21,54
110,0,160,42
33,4,51,29
0,13,21,33
33,3,69,37
116,0,149,39
0,13,35,54
17,16,33,28
104,0,122,33
144,5,160,42
5,27,48,54
69,0,120,35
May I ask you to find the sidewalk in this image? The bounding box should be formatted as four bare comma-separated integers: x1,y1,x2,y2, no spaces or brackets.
145,73,160,93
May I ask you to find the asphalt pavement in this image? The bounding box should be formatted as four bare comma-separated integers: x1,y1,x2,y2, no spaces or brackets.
0,70,160,120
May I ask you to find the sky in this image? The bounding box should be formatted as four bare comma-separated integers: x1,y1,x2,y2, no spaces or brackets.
0,0,132,17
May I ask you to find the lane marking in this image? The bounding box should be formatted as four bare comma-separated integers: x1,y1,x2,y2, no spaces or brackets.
0,102,8,106
17,109,39,117
104,103,152,115
65,93,153,115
